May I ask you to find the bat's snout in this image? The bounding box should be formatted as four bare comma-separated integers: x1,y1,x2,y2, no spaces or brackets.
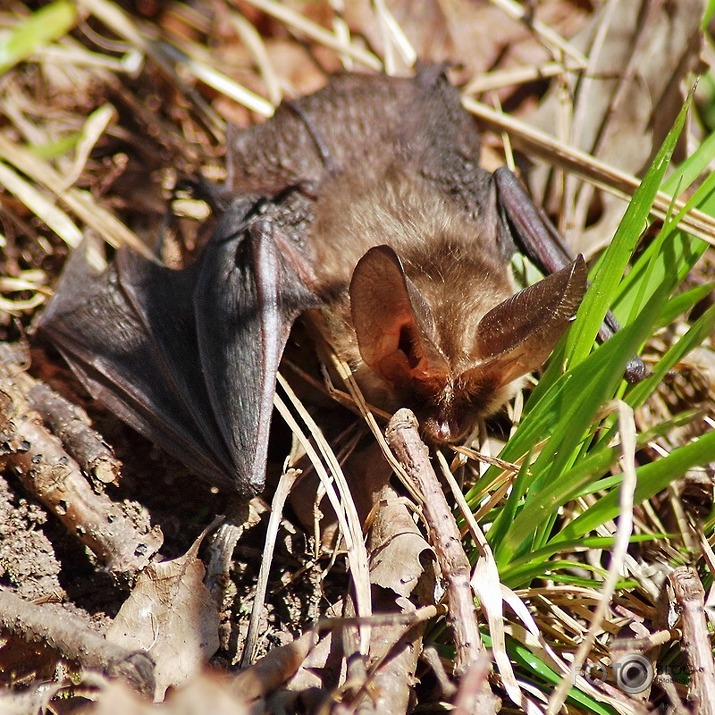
420,413,473,445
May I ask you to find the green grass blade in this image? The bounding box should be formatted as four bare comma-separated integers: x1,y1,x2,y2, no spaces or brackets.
612,168,715,323
563,94,692,369
0,2,78,75
657,283,714,329
481,634,618,715
553,429,715,544
495,410,694,567
661,130,715,195
627,302,715,409
491,294,662,561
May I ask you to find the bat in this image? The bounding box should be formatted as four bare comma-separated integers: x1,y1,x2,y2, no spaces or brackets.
36,65,632,497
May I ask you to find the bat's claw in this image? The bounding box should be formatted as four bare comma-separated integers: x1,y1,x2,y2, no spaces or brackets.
624,356,650,383
174,175,229,213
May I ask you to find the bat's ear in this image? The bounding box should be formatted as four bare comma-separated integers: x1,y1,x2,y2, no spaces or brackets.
350,245,449,389
467,257,587,387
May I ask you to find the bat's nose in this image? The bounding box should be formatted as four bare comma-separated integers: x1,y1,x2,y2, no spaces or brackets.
434,419,453,442
421,415,468,445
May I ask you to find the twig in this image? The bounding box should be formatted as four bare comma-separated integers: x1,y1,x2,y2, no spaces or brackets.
231,631,317,700
241,469,301,667
452,651,495,715
26,382,121,486
668,566,715,714
422,645,457,699
0,588,155,695
435,451,519,706
385,410,481,668
0,343,121,486
0,380,162,578
462,61,571,95
385,409,499,713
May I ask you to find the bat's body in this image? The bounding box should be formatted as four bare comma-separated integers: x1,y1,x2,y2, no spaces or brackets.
37,67,596,495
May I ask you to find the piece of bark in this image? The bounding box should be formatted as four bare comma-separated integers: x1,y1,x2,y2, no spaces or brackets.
0,588,155,695
0,380,163,578
668,566,715,714
385,409,499,713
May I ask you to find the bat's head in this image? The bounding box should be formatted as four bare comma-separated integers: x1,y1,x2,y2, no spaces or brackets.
349,245,587,444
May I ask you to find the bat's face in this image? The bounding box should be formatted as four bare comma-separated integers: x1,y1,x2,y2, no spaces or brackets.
380,367,520,445
348,245,587,445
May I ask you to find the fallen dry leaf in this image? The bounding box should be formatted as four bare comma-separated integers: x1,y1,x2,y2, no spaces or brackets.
367,485,431,599
82,672,251,715
344,0,588,81
106,530,220,700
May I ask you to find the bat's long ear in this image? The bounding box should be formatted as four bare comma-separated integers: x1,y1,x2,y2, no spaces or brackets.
350,245,449,389
467,257,587,387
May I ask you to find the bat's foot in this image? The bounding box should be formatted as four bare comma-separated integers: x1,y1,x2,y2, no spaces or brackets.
624,356,650,383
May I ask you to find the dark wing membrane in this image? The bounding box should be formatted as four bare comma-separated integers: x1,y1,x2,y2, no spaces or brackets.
38,199,320,495
195,211,320,495
116,247,235,479
36,239,233,487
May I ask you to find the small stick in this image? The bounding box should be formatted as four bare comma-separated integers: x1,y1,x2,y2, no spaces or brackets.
230,631,317,701
452,651,496,715
385,409,499,713
0,587,155,695
0,343,121,487
0,381,162,578
668,566,715,714
27,382,121,486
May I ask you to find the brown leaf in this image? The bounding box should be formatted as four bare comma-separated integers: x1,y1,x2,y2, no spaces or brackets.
367,485,431,599
84,672,251,715
344,0,587,80
106,532,220,700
